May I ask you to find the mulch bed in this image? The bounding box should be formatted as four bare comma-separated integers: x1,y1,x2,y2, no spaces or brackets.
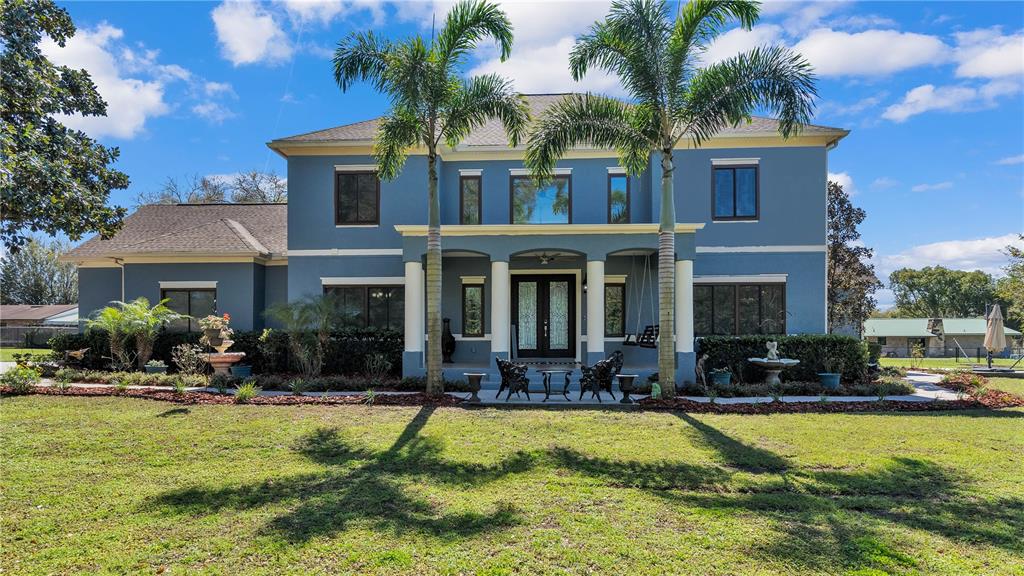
3,386,1022,413
1,386,461,407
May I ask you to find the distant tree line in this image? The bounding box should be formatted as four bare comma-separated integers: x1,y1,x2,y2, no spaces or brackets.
0,237,77,304
136,170,286,205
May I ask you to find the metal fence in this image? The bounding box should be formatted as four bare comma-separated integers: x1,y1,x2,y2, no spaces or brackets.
880,345,1024,361
0,325,76,348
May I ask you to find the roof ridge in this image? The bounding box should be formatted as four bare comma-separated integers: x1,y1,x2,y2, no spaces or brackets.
222,218,269,255
273,117,380,141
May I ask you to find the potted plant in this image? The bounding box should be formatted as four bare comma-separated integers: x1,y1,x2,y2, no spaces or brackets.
230,364,252,378
145,359,168,374
199,313,233,351
817,351,843,390
709,367,732,386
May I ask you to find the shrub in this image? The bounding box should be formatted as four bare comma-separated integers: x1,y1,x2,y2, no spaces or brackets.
234,380,261,403
210,373,236,394
171,344,206,375
172,379,187,395
290,379,307,396
1,366,41,393
696,334,869,384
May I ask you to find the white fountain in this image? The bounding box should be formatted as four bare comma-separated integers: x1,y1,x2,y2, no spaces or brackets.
747,341,800,386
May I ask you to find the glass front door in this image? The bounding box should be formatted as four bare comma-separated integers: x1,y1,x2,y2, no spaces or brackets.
512,275,575,358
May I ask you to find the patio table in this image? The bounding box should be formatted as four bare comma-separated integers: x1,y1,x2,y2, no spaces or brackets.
539,368,573,402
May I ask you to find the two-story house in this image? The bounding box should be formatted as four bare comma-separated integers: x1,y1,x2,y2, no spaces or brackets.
65,94,848,382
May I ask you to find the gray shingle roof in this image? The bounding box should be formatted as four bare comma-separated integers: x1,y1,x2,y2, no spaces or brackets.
270,93,848,148
0,304,77,322
64,204,287,260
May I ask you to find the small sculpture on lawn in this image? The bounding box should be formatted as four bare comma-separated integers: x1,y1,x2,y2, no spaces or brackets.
766,341,779,361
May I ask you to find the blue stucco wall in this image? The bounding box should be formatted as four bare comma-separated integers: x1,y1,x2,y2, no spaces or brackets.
288,255,405,299
78,267,122,325
122,263,261,330
654,146,827,245
264,265,288,328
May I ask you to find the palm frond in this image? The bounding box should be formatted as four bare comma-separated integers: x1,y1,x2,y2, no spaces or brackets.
333,31,392,92
678,45,817,146
442,74,529,149
384,37,431,112
570,0,669,105
525,94,653,179
435,0,514,66
374,107,424,181
666,0,760,100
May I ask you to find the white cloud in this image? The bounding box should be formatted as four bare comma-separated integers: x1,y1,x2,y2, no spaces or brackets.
760,0,849,32
203,81,236,98
954,27,1024,79
702,24,784,65
871,177,898,190
818,94,886,117
41,23,170,139
828,14,897,30
882,80,1022,122
910,181,953,192
279,0,385,25
212,2,293,66
467,1,621,95
880,234,1023,276
191,102,237,124
793,28,949,76
828,171,855,195
995,154,1024,166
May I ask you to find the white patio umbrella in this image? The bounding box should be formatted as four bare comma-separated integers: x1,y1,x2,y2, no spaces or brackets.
984,305,1007,368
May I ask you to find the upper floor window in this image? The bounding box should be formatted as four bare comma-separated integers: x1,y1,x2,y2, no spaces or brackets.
608,174,629,224
161,288,216,332
460,175,482,225
713,165,758,220
335,171,379,225
511,175,570,224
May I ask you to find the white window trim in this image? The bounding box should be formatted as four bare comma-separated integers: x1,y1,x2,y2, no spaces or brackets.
460,275,486,284
607,167,627,175
290,249,402,256
159,281,217,289
711,158,760,166
509,167,571,175
712,219,759,224
694,274,787,284
459,168,483,176
321,276,404,285
334,164,379,172
604,274,628,284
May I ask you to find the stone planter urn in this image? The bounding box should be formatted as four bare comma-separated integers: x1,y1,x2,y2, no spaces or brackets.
442,318,456,363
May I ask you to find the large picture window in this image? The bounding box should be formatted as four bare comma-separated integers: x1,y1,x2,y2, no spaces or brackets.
462,284,484,336
713,165,758,220
694,283,784,336
511,175,570,224
324,285,403,330
335,171,379,225
161,288,216,332
460,175,482,225
604,283,626,337
608,174,629,224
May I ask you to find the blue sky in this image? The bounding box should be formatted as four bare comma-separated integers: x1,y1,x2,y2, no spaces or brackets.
47,0,1024,307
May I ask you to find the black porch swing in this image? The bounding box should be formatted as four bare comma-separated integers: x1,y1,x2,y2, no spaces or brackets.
621,253,658,349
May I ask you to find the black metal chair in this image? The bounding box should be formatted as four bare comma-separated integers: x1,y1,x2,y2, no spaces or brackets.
496,358,530,401
579,351,624,402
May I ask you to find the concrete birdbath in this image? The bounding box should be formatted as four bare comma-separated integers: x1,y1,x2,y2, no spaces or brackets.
201,339,245,375
748,341,800,386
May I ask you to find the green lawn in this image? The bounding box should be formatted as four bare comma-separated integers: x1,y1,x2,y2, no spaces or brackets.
2,397,1022,575
879,356,1019,370
987,377,1024,397
0,347,50,362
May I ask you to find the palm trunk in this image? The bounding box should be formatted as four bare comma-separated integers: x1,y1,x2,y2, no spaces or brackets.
136,333,154,369
425,151,443,395
657,149,676,398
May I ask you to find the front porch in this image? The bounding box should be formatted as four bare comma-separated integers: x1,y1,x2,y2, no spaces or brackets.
396,224,703,384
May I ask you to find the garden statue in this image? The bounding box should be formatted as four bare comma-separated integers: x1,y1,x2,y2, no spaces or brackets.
695,353,709,387
766,341,779,361
442,318,456,363
748,342,799,387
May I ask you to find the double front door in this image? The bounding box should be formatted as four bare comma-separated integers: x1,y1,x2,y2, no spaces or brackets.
512,275,575,358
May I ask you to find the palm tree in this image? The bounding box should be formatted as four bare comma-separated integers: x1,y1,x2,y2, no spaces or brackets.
333,0,529,395
86,297,181,370
265,293,342,378
525,0,816,397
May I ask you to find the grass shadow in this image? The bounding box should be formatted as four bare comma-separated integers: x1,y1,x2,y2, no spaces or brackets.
156,407,190,417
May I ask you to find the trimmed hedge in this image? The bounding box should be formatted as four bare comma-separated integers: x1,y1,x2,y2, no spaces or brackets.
696,334,870,384
50,327,403,377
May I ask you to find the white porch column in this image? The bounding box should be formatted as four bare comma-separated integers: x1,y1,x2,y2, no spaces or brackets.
675,259,694,353
586,260,605,359
404,261,424,354
490,260,510,358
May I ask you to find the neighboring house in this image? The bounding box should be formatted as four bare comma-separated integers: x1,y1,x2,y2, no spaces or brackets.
64,93,848,381
0,304,78,346
863,318,1021,358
